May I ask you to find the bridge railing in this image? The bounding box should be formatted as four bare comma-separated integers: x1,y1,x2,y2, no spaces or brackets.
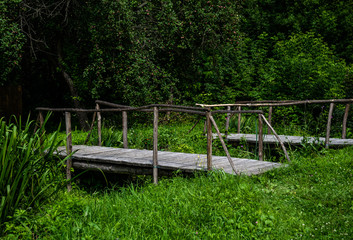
198,99,353,149
35,101,289,189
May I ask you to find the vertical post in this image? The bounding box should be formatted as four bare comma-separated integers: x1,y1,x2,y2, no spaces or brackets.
206,111,212,171
225,106,231,136
268,106,273,134
325,103,335,149
237,106,241,134
342,104,350,139
38,111,44,146
258,114,264,161
122,111,128,148
96,103,102,146
153,107,159,185
65,112,72,192
39,111,44,128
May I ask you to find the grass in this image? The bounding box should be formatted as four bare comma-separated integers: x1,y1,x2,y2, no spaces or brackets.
1,114,353,239
0,115,68,228
2,145,353,239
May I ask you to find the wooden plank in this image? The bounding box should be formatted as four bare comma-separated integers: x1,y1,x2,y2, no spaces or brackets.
55,145,284,176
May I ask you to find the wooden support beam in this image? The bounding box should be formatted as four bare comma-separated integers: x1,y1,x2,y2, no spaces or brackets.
261,114,290,162
38,111,44,146
122,111,128,148
65,112,73,192
268,106,273,134
153,107,159,184
237,106,241,134
225,106,231,136
206,111,212,171
325,103,335,149
39,111,44,128
84,112,97,145
96,103,102,146
342,104,350,139
209,115,238,174
258,114,264,161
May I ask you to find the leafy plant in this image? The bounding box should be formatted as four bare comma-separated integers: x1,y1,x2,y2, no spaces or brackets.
0,114,67,228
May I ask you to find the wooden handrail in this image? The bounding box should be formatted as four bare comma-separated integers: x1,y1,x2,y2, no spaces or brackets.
197,99,353,108
37,100,293,186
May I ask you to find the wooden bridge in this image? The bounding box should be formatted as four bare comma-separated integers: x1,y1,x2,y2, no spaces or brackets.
214,133,353,147
36,98,353,191
36,100,289,191
199,99,353,148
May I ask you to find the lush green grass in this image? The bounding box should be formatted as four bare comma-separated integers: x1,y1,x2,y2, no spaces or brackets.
0,115,67,227
2,116,352,239
2,145,353,239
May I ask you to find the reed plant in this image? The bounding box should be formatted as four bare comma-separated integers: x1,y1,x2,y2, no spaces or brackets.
0,114,67,228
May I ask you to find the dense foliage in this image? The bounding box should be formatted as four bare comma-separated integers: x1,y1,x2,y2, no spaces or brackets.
1,0,353,113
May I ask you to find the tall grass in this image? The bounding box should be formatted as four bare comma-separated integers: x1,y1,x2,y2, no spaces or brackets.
2,147,353,239
0,115,66,228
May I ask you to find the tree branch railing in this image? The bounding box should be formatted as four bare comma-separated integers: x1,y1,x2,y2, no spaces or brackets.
198,99,353,149
36,100,289,189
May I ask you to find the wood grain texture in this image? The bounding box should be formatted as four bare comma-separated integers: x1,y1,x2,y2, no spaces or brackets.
218,133,353,147
56,145,283,176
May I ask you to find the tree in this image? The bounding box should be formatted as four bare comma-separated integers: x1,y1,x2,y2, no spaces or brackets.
258,32,347,100
0,0,25,85
82,0,242,105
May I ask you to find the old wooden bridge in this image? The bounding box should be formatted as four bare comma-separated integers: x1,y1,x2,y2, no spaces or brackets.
36,99,353,190
36,100,289,191
198,99,353,148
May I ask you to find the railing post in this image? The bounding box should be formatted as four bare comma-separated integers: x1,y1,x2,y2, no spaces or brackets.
268,106,273,134
38,111,44,146
237,106,241,134
325,103,335,149
153,107,159,185
206,111,212,171
225,106,231,136
342,104,350,139
65,112,73,192
39,111,44,128
122,111,128,148
96,103,102,146
258,114,264,161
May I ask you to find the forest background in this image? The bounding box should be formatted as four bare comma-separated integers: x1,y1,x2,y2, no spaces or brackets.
1,0,353,118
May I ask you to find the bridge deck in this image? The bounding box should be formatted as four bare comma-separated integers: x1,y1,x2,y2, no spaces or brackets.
219,134,353,147
56,145,282,176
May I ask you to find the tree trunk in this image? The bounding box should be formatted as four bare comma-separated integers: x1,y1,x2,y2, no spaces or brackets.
57,39,89,131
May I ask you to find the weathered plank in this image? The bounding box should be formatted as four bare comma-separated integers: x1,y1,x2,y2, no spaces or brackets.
217,133,353,147
56,145,283,176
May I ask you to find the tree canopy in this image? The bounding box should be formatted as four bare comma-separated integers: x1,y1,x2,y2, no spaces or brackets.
1,0,353,114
